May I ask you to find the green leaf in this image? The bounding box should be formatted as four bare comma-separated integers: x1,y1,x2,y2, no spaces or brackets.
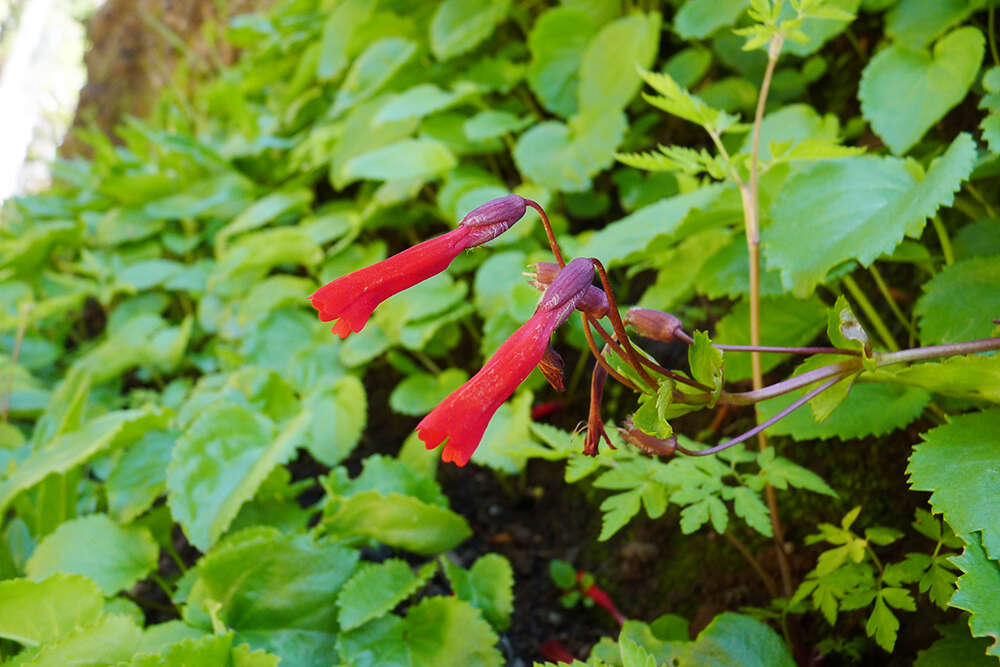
951,532,1000,658
576,184,724,265
908,410,1000,559
599,489,643,541
209,228,322,297
759,379,929,442
323,490,471,555
714,295,827,381
405,596,502,667
0,408,168,515
859,28,984,154
513,109,627,192
0,575,103,646
24,613,142,666
885,0,978,47
390,369,469,416
689,331,723,405
866,595,901,651
107,429,176,522
620,637,658,667
25,515,158,595
332,38,418,116
639,69,740,134
758,454,837,497
663,46,713,89
914,620,997,666
527,8,598,118
783,0,859,57
430,0,510,61
375,84,462,124
301,376,367,466
463,110,532,141
916,257,1000,344
676,611,796,666
826,295,872,358
217,188,313,250
442,554,515,631
337,559,436,631
578,13,660,112
167,402,308,551
675,0,748,39
317,0,373,80
184,529,359,632
764,134,976,295
877,355,1000,403
729,487,773,536
549,559,577,589
342,138,456,184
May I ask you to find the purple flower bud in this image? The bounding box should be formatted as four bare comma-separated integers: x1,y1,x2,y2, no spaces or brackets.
620,416,676,457
529,261,609,318
536,257,595,318
625,308,684,343
459,194,527,247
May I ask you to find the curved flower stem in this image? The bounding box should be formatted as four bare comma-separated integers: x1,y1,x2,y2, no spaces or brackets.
876,337,1000,365
581,313,642,392
525,199,566,268
713,344,860,356
931,215,955,266
591,258,657,388
721,358,861,405
675,374,848,457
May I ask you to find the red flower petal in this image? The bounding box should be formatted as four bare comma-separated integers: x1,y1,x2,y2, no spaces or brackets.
417,308,562,465
310,226,472,338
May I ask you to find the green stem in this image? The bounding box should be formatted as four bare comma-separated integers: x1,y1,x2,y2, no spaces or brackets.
868,264,917,340
931,216,955,266
991,4,1000,67
842,275,899,352
965,182,996,217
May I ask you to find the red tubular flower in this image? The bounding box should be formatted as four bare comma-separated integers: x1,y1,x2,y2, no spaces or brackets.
577,572,626,625
310,194,526,338
417,257,596,466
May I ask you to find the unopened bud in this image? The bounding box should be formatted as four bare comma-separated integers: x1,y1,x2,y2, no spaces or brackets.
620,416,676,457
537,344,565,392
459,194,527,247
529,261,609,318
536,257,596,314
625,308,684,343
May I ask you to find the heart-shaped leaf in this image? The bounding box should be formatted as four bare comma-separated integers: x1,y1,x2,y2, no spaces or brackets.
859,27,983,154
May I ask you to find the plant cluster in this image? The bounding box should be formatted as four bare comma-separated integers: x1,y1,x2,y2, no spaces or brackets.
1,0,1000,665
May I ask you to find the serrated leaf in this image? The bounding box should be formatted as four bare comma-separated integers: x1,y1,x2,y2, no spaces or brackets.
759,453,837,496
442,554,514,631
184,529,359,632
167,402,308,551
878,355,1000,403
827,295,872,357
764,134,976,295
107,429,175,522
914,620,996,667
908,409,1000,559
430,0,510,61
689,331,723,405
0,408,167,515
0,575,103,646
25,515,158,595
639,69,740,134
301,376,367,466
578,13,660,112
859,28,983,154
866,596,900,651
599,489,643,541
951,532,1000,658
758,377,930,442
25,613,142,666
676,612,796,666
405,596,502,667
323,490,471,555
730,487,772,537
337,559,436,631
915,257,1000,344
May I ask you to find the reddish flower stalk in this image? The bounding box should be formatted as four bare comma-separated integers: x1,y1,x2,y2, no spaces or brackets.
310,194,526,337
577,572,626,625
583,346,612,456
538,639,576,664
417,258,597,466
